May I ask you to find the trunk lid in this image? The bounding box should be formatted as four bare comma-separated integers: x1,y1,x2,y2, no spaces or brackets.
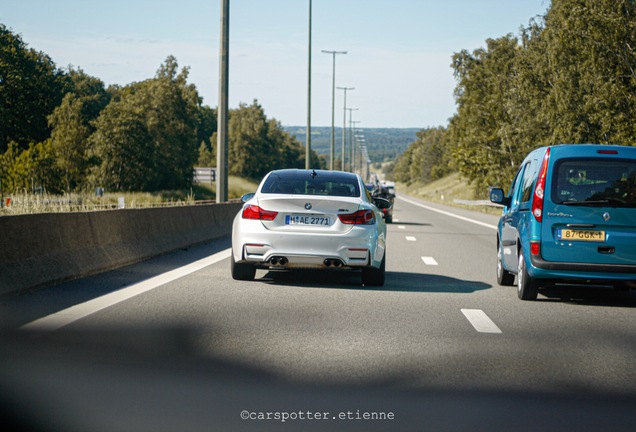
256,196,363,234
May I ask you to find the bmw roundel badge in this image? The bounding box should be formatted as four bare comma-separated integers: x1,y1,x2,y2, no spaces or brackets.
305,202,312,210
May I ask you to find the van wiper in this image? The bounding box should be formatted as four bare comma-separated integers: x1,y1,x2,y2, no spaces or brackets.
561,199,635,207
562,200,609,207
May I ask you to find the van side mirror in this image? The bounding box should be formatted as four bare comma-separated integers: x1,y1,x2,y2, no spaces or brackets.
489,188,510,207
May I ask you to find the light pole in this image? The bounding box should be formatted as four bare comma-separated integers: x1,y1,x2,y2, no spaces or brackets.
216,0,229,203
354,131,365,173
351,122,362,173
360,144,370,181
306,0,312,169
345,107,358,171
322,50,346,170
337,87,354,171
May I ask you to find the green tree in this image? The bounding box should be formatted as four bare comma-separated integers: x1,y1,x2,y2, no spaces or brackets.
196,105,217,155
197,141,214,167
147,56,200,189
227,101,276,179
266,118,321,170
90,56,200,191
449,35,521,190
48,68,110,192
224,100,324,180
392,127,451,184
0,140,61,193
447,0,636,191
0,24,68,152
540,0,636,145
89,90,155,191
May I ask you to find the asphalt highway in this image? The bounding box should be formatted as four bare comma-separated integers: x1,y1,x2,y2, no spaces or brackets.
3,194,636,431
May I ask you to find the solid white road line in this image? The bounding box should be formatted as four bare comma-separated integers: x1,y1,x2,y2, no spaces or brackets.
405,236,417,241
421,256,438,266
397,196,498,230
21,248,232,332
461,309,502,334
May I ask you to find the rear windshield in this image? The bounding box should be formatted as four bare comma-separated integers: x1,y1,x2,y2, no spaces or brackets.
552,158,636,207
261,172,361,197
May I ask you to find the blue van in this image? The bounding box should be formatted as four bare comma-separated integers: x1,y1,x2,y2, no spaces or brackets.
489,144,636,300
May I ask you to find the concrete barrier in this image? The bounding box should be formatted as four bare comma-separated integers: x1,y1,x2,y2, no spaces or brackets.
0,202,242,296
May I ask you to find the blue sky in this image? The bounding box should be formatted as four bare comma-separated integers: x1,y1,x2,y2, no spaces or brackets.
2,0,550,128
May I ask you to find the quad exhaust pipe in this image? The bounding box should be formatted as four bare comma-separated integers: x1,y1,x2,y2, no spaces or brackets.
268,256,343,267
324,259,343,268
269,256,288,266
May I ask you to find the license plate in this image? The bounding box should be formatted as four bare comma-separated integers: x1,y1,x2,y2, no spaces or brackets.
557,229,605,242
285,215,331,226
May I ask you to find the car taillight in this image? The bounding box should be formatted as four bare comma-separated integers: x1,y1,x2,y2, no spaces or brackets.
242,204,278,221
532,148,550,222
338,209,376,225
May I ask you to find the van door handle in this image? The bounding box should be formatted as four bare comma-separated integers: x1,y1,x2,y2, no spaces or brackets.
598,246,615,254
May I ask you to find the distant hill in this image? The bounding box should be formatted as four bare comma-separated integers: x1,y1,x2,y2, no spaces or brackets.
284,126,420,163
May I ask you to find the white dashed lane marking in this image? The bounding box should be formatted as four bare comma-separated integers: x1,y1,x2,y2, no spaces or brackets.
461,309,502,334
421,256,438,266
405,236,417,242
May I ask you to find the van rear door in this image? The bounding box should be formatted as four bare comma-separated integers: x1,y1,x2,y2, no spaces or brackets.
541,151,636,266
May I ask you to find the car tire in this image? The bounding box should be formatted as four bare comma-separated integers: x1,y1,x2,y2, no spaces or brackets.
362,253,386,287
231,253,256,281
517,250,538,300
497,241,515,286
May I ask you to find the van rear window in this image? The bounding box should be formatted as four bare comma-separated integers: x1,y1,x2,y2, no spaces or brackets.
552,159,636,207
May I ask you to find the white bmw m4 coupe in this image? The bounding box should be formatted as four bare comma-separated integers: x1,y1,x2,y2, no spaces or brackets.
231,169,391,286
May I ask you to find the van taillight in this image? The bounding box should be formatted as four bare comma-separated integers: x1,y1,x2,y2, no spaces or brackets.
530,242,540,256
597,149,619,154
532,148,550,223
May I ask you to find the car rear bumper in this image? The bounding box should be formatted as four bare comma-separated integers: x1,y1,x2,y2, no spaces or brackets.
233,227,384,269
529,254,636,279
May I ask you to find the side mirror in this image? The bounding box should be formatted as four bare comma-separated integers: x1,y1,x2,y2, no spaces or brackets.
489,187,510,207
373,197,392,210
240,193,255,203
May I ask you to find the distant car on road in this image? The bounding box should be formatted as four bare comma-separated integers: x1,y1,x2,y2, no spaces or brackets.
366,182,394,223
232,169,392,286
382,181,396,198
490,144,636,300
